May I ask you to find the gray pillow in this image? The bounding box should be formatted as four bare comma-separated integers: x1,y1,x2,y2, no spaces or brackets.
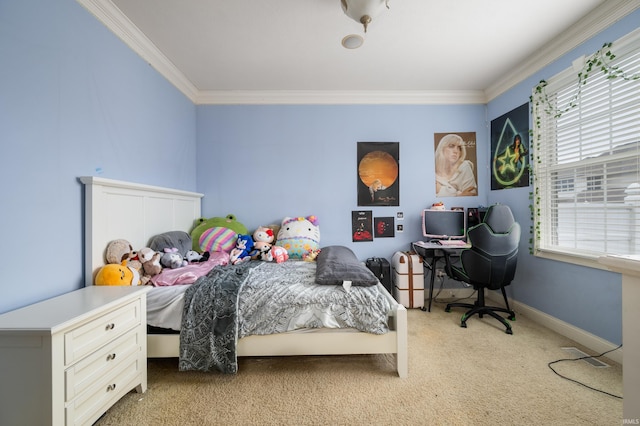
315,245,379,286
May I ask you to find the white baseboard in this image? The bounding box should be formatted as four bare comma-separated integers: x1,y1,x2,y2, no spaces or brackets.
485,291,623,364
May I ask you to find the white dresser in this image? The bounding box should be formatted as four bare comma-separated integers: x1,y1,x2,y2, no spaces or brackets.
0,286,151,426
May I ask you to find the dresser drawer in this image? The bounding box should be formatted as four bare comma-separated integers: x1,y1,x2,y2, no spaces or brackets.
64,299,141,366
65,350,142,426
65,328,141,402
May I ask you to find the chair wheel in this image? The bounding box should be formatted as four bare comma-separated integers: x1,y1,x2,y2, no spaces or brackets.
460,321,467,328
508,314,516,321
506,328,513,335
445,307,451,312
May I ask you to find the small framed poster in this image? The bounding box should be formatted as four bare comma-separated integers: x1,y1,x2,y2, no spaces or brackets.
374,217,395,238
352,210,373,242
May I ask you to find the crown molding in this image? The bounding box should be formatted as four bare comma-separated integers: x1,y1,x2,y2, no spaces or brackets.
194,90,487,105
78,0,638,105
484,0,640,102
76,0,199,102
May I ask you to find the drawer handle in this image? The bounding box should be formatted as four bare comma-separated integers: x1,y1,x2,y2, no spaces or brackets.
105,323,115,331
107,353,117,361
107,384,117,392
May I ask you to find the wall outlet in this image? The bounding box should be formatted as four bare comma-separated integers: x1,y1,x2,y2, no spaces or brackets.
436,268,447,277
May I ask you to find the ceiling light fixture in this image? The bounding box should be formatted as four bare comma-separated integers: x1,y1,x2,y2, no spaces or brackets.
342,34,364,49
341,0,390,33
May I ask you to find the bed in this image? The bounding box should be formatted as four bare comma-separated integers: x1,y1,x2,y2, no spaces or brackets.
80,176,408,378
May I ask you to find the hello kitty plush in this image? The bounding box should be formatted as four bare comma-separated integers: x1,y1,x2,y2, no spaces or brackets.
249,226,276,261
275,216,320,259
253,226,275,245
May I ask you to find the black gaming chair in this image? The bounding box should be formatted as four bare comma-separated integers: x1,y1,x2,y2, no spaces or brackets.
444,204,520,334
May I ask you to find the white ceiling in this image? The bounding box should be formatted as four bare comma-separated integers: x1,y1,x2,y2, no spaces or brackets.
81,0,638,104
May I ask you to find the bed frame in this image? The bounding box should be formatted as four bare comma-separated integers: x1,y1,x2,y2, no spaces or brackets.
81,176,408,378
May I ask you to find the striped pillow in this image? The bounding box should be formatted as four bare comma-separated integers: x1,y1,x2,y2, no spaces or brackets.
199,227,238,253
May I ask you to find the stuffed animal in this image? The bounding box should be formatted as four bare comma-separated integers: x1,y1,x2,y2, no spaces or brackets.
251,241,273,262
139,247,162,277
105,239,146,283
303,248,321,262
160,247,187,269
275,216,320,259
105,239,136,264
185,250,210,263
230,234,254,264
250,241,271,260
148,231,193,258
253,226,274,245
95,261,141,286
270,245,289,263
190,214,248,253
249,226,277,261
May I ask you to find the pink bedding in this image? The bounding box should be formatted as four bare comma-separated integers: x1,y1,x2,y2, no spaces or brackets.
151,251,230,286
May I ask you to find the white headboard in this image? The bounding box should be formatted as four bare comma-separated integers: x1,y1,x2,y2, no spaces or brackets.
80,177,203,286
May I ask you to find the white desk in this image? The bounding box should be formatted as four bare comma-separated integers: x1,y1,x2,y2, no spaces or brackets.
598,255,640,422
412,241,470,312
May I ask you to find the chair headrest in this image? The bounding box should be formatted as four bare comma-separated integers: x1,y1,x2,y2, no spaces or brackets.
484,204,515,234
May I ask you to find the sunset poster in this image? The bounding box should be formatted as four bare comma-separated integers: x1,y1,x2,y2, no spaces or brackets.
357,142,399,206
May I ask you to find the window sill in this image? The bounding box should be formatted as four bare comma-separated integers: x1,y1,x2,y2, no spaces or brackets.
534,248,612,271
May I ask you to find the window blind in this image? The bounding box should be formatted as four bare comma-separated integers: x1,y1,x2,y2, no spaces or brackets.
533,29,640,259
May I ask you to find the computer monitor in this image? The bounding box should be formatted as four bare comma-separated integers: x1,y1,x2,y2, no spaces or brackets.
422,209,466,240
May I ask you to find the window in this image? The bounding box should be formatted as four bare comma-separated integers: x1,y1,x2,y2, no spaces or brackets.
532,29,640,262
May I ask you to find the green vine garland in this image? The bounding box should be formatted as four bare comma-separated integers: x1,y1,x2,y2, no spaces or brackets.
527,41,640,254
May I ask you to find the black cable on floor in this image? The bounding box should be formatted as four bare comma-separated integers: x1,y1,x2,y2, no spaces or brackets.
547,344,623,399
426,273,475,304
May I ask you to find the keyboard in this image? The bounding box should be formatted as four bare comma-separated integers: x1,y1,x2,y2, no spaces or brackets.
437,240,469,247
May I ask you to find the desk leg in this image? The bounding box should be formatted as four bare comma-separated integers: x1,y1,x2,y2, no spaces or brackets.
421,254,437,312
429,259,436,312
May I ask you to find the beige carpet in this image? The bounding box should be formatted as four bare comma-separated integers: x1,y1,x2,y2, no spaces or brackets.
96,299,622,426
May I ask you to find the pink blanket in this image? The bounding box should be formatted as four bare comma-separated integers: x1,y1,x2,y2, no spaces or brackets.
151,251,230,286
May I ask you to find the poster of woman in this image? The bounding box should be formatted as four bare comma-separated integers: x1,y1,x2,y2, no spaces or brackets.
434,132,478,197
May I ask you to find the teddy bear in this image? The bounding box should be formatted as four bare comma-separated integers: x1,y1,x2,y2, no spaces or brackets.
105,239,147,284
95,260,141,286
275,216,320,259
160,247,187,269
105,239,135,264
229,234,254,264
138,247,162,278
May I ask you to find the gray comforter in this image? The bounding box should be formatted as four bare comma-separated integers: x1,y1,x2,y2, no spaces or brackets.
179,261,391,374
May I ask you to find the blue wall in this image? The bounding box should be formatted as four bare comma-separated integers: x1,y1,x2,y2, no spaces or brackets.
486,11,640,345
2,0,636,345
0,0,197,313
196,104,487,260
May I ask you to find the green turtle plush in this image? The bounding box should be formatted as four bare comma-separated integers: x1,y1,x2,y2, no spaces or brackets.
191,214,248,253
